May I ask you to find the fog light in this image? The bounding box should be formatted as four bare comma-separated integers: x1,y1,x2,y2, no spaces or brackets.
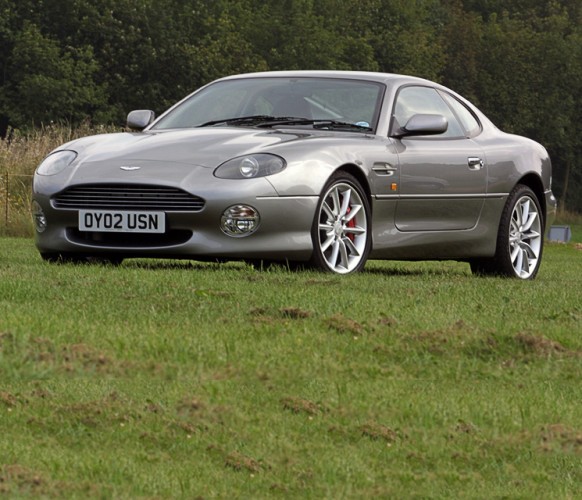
32,201,47,233
220,205,260,237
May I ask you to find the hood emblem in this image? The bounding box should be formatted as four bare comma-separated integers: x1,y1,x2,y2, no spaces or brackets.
120,166,141,171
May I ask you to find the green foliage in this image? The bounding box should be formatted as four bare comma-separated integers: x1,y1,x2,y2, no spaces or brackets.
3,22,105,126
0,0,580,211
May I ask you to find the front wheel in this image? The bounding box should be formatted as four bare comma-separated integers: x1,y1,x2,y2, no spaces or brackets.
471,184,543,279
310,172,371,274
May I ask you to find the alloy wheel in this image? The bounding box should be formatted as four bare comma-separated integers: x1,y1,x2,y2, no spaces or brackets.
315,181,369,274
508,195,542,279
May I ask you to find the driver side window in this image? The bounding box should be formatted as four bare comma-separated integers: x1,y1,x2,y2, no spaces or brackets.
394,86,464,138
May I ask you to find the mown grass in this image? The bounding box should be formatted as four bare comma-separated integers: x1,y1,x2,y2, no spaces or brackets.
1,237,581,498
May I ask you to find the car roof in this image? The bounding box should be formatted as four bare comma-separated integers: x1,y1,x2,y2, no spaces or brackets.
213,70,495,134
217,70,436,88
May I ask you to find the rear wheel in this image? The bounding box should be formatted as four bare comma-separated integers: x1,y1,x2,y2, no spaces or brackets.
310,172,371,274
470,184,543,279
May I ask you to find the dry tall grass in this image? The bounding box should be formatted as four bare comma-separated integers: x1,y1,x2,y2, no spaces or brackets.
0,124,118,237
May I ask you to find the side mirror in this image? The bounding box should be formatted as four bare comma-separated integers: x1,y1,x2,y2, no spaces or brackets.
126,110,155,131
393,114,448,138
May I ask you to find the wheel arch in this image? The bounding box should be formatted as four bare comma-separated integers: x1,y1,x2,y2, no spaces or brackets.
333,163,372,211
310,166,373,274
516,173,546,226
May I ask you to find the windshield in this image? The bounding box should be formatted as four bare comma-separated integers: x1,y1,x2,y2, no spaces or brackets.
151,77,385,132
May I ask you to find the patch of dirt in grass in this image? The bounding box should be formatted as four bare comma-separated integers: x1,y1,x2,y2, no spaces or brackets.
540,424,582,453
281,396,322,416
0,332,17,357
377,316,398,327
22,337,132,375
359,421,399,443
29,382,53,400
248,306,312,324
61,343,112,371
170,395,230,436
515,332,581,357
56,392,133,428
225,451,266,473
447,420,479,440
176,397,205,416
205,445,268,474
0,462,106,496
279,307,312,319
454,420,478,434
144,401,163,414
209,364,240,381
394,325,581,363
0,464,49,495
248,307,279,326
408,330,452,354
405,321,471,354
486,424,582,456
325,314,366,335
0,332,14,345
574,243,582,251
0,391,19,408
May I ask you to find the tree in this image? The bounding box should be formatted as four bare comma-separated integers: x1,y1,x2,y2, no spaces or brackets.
1,20,105,127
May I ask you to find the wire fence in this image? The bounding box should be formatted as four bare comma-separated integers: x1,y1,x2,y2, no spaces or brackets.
0,172,34,236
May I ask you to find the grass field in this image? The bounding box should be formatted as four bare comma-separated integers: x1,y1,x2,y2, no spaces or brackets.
1,235,581,498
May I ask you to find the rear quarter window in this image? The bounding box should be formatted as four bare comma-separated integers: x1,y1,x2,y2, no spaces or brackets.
441,92,481,137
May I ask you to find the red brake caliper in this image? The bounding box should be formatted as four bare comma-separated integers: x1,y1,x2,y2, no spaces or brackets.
346,205,355,242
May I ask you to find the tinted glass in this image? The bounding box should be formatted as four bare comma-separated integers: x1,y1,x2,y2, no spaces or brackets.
152,78,385,131
393,86,464,138
441,92,481,136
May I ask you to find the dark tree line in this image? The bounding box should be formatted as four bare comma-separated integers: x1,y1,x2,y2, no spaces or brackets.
1,0,580,211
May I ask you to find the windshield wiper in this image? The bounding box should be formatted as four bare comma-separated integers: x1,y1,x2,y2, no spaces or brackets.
198,115,372,132
310,120,372,132
256,117,373,132
198,115,304,127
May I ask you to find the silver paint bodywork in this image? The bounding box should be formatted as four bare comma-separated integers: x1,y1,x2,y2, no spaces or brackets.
32,71,557,265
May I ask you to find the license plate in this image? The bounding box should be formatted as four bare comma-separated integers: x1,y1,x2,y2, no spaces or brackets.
79,210,165,233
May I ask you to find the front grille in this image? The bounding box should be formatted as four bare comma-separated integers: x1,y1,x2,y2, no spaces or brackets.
67,228,193,248
52,184,205,212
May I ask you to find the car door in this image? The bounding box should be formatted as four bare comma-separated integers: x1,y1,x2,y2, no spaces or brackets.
391,86,486,231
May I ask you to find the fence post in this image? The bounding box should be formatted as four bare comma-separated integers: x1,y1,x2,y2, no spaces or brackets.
4,172,8,229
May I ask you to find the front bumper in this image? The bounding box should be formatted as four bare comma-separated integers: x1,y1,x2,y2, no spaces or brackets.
33,173,319,261
34,195,319,261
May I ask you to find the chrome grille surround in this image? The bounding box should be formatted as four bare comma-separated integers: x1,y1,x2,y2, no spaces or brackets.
52,184,205,212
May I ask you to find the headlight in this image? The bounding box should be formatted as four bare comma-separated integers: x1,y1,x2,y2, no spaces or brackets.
36,150,77,176
214,154,286,179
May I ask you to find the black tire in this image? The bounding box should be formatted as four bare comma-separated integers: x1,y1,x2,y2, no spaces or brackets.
470,184,544,279
309,172,371,274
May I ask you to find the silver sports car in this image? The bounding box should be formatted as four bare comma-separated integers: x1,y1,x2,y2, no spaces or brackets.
32,71,557,278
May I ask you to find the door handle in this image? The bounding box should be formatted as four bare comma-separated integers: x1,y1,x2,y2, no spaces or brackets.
372,162,398,176
468,157,484,170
